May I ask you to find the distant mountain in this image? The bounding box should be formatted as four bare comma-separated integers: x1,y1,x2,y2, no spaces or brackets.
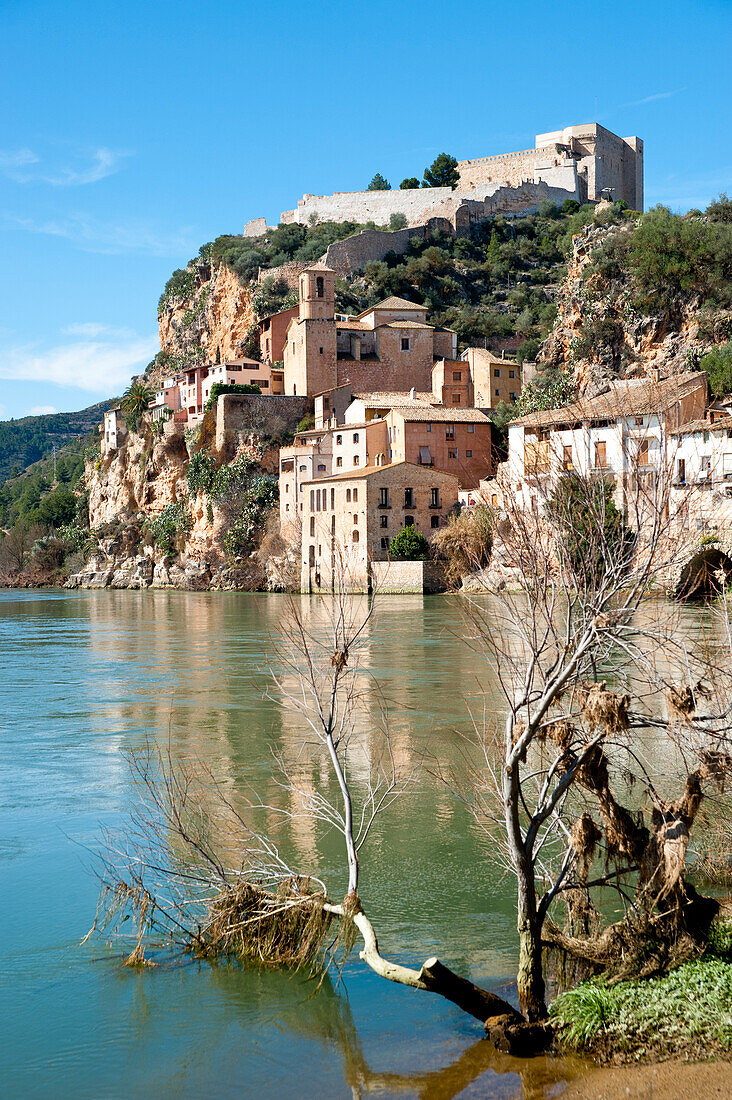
0,400,115,484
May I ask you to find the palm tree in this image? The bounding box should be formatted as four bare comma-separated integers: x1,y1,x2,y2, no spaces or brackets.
121,379,153,432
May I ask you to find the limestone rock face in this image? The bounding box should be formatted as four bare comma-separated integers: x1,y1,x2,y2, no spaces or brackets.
154,260,256,381
88,424,189,527
540,224,725,395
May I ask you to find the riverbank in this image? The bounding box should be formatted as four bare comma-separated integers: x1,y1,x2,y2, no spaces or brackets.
565,1059,732,1099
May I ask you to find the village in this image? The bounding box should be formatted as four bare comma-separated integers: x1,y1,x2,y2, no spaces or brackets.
101,247,732,596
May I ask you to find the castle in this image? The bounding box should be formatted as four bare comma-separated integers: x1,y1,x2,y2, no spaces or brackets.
277,123,643,230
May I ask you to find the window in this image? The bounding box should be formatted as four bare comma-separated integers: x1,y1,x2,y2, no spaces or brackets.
635,416,643,427
509,369,516,379
309,546,315,566
452,371,462,381
563,445,573,470
353,455,360,466
401,337,410,351
448,449,457,459
677,458,686,484
452,393,461,404
336,457,343,467
491,494,498,506
380,515,388,529
379,487,390,507
318,463,326,472
309,517,315,537
404,515,414,526
446,425,455,440
292,342,295,352
381,536,390,550
285,503,290,511
319,346,324,354
353,433,359,443
310,490,314,510
494,368,501,378
352,530,359,543
316,276,324,298
353,514,358,525
336,434,342,445
509,391,516,401
637,439,649,465
467,423,475,434
495,388,500,397
595,441,607,468
466,449,472,457
426,423,432,432
330,489,335,509
431,515,440,528
353,488,358,501
316,489,321,510
346,489,351,502
430,488,440,507
701,454,711,474
404,488,414,507
323,397,330,409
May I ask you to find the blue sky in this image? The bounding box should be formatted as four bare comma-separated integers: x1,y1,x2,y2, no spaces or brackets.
0,0,730,420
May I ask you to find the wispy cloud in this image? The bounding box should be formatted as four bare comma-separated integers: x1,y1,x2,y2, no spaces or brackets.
0,329,158,392
26,405,58,416
4,212,197,256
0,145,129,185
62,322,137,339
617,90,682,110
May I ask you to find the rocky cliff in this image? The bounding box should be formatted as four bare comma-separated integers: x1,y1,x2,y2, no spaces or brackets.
541,220,732,395
152,257,257,384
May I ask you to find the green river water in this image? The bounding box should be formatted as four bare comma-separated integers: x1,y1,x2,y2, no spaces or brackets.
0,589,713,1099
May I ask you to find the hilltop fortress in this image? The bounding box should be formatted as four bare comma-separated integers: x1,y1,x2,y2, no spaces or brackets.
277,123,643,230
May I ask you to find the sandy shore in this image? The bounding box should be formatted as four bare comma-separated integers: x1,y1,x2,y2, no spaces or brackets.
563,1059,732,1099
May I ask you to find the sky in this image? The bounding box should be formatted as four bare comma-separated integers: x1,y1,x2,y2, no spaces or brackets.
0,0,730,420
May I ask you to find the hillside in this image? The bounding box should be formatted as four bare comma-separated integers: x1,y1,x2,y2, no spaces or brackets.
0,400,114,484
152,200,627,382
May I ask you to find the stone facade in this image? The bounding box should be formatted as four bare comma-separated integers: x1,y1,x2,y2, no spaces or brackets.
299,461,459,593
277,123,643,235
458,123,643,210
283,266,457,398
214,392,310,455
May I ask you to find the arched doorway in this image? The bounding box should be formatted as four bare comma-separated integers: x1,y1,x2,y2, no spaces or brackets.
676,547,732,600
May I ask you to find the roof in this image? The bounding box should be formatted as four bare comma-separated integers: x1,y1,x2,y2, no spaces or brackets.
462,347,516,365
335,319,370,331
378,320,434,330
513,373,706,429
300,460,460,486
356,296,428,318
670,418,732,437
352,391,434,406
304,261,334,272
390,406,492,424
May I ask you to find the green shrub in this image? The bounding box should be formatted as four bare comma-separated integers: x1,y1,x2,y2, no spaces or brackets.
701,342,732,398
389,525,430,561
223,475,278,557
205,382,262,412
145,503,191,556
367,173,391,191
158,267,196,313
209,452,260,504
389,213,408,230
186,451,216,496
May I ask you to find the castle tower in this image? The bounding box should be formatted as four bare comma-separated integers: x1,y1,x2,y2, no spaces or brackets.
299,264,335,321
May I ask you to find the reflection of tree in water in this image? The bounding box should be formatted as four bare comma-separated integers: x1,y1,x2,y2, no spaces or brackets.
268,974,585,1100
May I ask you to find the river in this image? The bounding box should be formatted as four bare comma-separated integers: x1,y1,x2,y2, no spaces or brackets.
0,588,713,1099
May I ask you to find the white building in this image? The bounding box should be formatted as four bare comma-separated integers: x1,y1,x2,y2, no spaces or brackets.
501,373,708,515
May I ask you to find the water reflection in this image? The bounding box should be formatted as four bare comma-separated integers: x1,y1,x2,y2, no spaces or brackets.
3,588,717,1099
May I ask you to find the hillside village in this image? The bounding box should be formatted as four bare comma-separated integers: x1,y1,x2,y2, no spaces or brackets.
5,120,732,595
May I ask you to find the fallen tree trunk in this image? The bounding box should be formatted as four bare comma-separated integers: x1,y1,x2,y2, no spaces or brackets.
326,899,522,1024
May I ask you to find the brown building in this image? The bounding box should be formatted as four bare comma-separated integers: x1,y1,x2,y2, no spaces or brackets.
385,406,495,489
300,461,459,592
283,264,457,397
459,348,521,408
259,305,299,367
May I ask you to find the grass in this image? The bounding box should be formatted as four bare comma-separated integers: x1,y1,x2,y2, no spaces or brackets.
550,924,732,1060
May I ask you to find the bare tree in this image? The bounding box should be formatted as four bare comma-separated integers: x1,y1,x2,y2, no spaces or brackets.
89,562,522,1028
457,441,732,1020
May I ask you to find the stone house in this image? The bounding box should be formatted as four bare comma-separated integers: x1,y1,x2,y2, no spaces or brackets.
149,375,183,422
259,305,298,367
384,406,495,489
300,461,459,593
668,417,732,536
501,372,708,516
177,360,272,425
283,264,457,397
102,407,126,453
